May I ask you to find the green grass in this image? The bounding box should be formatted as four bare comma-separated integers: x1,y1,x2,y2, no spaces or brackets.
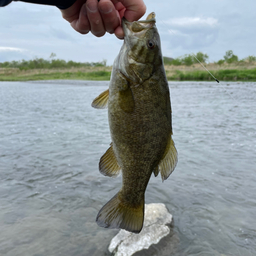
0,71,111,81
1,68,256,82
167,69,256,82
1,53,256,82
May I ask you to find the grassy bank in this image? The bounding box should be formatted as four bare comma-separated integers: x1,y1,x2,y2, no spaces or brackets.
0,66,112,82
1,63,256,82
167,69,256,82
165,64,256,82
164,62,256,82
0,70,112,81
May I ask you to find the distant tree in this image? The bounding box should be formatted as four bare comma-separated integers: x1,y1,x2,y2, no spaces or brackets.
247,55,256,63
92,59,107,67
163,57,174,65
224,50,238,63
49,53,56,59
163,52,208,66
0,57,109,69
102,59,107,67
171,58,182,65
182,54,194,66
194,52,209,63
217,59,225,66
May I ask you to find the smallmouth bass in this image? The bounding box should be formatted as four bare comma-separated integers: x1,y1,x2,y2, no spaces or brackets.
92,12,178,233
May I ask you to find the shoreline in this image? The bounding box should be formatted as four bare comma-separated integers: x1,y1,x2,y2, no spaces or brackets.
1,64,256,82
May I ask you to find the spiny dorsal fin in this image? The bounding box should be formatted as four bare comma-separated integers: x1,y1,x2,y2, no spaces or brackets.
91,89,109,109
99,144,121,177
158,136,178,181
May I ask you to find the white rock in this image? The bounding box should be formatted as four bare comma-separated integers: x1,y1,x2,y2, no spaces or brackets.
108,203,173,256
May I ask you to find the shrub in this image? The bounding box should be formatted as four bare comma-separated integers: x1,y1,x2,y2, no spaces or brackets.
193,52,209,63
217,59,225,65
224,50,239,63
0,58,108,69
247,55,256,63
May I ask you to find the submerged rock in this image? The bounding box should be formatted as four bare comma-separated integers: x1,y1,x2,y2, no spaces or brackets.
108,203,173,256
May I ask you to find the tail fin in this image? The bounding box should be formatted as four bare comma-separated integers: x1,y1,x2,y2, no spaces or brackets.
96,192,144,233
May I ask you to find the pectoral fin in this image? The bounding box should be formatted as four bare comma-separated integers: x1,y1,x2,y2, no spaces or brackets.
115,72,135,113
158,136,178,181
99,144,121,177
118,87,135,113
91,89,109,109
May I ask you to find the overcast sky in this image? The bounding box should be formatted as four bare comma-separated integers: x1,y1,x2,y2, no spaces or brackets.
0,0,255,64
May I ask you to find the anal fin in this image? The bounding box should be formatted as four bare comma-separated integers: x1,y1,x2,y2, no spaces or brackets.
91,89,109,109
158,136,178,181
99,144,121,177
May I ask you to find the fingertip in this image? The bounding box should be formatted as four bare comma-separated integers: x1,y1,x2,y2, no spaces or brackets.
70,20,77,30
93,30,106,37
71,20,90,34
114,26,124,39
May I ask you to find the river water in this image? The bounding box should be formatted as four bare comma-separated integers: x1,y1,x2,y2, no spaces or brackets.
0,80,255,256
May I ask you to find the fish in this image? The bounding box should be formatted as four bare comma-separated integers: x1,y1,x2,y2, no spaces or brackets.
91,12,178,233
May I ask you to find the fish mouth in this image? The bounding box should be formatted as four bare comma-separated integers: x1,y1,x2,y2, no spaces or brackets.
122,12,156,36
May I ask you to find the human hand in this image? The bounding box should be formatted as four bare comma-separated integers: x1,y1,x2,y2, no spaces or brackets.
60,0,146,39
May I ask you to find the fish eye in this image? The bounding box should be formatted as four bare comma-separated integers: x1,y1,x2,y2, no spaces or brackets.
147,40,155,49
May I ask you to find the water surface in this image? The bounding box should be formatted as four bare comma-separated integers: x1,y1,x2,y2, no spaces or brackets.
0,80,255,256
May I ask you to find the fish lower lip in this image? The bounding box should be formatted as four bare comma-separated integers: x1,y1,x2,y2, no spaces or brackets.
122,19,130,29
122,19,130,36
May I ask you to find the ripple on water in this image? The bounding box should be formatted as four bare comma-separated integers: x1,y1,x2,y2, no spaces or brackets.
0,81,255,256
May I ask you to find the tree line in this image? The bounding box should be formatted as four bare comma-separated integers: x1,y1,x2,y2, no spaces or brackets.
0,53,107,70
1,51,256,70
164,50,256,66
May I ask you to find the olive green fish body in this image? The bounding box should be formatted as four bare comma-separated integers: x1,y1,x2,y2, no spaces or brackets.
109,69,171,202
92,13,177,233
